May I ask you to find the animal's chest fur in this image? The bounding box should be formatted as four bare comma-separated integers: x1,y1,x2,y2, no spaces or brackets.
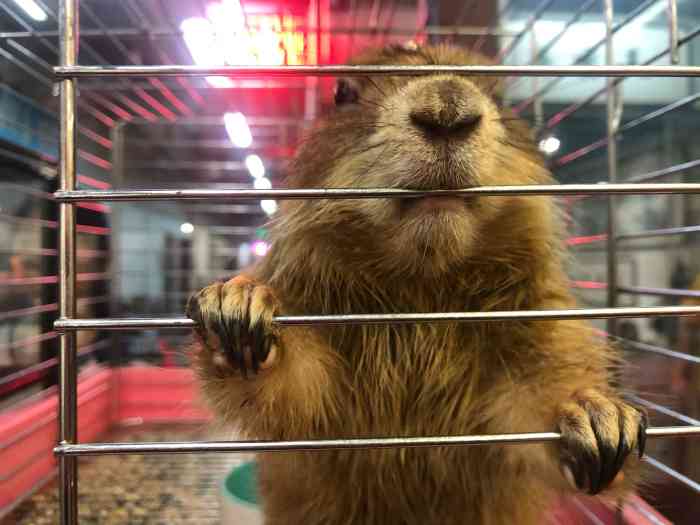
329,323,511,439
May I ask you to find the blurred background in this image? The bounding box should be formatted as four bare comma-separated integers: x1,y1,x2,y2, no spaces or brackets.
0,0,699,523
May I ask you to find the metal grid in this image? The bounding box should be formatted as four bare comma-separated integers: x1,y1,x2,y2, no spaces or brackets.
40,0,700,523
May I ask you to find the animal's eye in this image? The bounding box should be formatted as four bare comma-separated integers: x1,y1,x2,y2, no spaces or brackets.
334,79,359,106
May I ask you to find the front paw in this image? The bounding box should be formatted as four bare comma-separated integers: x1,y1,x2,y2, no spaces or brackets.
186,276,279,377
556,389,647,495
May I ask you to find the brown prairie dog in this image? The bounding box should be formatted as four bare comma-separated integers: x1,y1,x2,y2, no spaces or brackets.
187,45,647,525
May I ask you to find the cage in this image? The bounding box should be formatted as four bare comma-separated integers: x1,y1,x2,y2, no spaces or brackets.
0,0,699,524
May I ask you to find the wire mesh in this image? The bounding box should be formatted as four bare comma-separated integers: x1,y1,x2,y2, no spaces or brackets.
0,0,693,523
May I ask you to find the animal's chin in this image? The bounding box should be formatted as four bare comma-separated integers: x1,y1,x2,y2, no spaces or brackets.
386,208,476,274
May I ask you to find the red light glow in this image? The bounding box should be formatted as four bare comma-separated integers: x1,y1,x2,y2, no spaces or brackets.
180,2,310,88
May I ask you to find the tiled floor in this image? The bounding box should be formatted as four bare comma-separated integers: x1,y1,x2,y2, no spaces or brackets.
2,425,247,525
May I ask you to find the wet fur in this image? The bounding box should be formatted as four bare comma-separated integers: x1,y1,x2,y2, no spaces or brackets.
192,45,644,524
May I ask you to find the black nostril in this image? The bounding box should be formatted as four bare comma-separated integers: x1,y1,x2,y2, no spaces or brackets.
410,111,482,139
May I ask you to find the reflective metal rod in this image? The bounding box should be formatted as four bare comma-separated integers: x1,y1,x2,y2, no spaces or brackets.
0,26,521,39
497,0,556,62
618,286,700,298
605,0,620,337
555,90,700,167
525,0,597,66
617,224,700,240
58,0,78,522
34,0,168,124
563,158,700,206
627,158,700,183
668,0,679,64
53,184,700,202
515,0,662,113
51,426,700,457
645,456,700,494
53,64,700,78
53,306,700,331
628,394,700,427
544,24,700,129
613,336,700,364
0,339,109,390
0,28,116,136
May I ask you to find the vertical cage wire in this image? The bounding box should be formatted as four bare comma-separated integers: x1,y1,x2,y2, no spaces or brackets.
58,0,78,523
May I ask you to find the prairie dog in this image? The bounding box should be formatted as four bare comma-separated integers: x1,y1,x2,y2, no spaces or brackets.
187,45,646,525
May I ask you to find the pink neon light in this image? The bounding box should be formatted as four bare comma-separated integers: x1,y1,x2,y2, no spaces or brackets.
571,280,608,290
566,234,608,246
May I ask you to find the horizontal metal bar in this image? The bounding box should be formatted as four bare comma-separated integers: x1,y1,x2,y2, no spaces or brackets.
628,394,700,427
617,225,700,240
618,286,700,299
617,337,700,364
645,455,700,493
54,65,700,78
52,306,700,331
0,25,520,40
52,184,700,202
567,158,700,207
51,426,700,457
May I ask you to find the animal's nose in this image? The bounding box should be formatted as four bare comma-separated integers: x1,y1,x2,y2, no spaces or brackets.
408,78,483,140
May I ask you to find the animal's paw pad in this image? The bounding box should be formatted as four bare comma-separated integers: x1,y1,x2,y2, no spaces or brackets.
557,389,647,495
186,276,279,377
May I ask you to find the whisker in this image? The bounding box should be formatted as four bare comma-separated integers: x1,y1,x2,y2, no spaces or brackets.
364,76,387,98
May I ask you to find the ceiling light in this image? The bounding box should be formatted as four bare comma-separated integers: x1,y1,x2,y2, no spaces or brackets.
538,136,561,155
180,222,194,234
13,0,47,22
245,154,265,178
260,200,277,215
252,240,269,257
223,112,252,148
254,177,272,190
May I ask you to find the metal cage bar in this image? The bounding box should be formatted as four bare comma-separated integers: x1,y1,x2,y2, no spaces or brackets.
53,64,700,78
51,426,700,457
645,456,700,494
50,184,700,202
617,337,700,365
53,305,700,331
57,1,78,523
49,1,700,523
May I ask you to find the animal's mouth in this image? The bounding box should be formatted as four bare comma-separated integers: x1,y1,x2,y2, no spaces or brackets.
400,196,472,216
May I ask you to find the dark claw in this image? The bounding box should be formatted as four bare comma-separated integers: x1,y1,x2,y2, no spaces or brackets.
565,456,587,492
254,323,270,364
590,414,617,494
610,409,630,485
214,298,244,377
638,411,648,458
228,314,242,369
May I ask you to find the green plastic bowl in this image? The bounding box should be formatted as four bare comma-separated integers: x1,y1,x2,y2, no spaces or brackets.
220,461,263,524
